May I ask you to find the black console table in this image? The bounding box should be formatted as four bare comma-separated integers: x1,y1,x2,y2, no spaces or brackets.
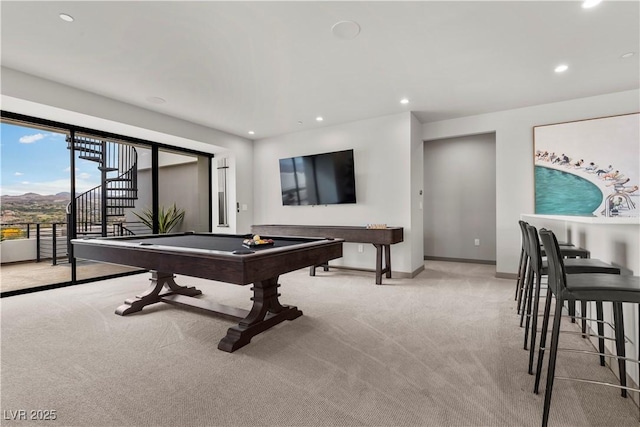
251,225,404,285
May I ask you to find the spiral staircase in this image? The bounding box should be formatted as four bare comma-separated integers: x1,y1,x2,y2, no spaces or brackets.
67,136,139,238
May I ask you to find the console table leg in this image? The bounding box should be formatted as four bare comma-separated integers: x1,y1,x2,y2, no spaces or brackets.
384,244,392,278
374,244,383,285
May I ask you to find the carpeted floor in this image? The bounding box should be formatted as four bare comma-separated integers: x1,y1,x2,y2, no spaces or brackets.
1,261,638,426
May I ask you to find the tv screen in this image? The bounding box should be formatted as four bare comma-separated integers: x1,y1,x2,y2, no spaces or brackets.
279,149,356,205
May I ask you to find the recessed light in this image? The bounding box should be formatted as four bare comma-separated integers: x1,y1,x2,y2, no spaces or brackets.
146,96,166,104
59,13,74,22
248,131,255,135
297,121,303,125
554,64,569,73
582,0,602,9
331,21,361,40
316,116,324,122
400,98,409,105
621,52,635,59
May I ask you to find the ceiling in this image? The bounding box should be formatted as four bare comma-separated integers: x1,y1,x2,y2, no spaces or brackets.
1,1,638,140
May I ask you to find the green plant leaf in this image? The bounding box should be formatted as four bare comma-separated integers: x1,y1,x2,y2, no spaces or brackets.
132,203,185,234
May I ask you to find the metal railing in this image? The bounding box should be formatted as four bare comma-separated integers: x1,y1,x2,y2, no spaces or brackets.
1,221,149,265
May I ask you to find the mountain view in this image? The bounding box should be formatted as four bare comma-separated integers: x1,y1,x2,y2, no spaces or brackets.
1,192,71,224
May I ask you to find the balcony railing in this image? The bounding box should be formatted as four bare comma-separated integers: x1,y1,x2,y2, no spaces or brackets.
1,221,150,265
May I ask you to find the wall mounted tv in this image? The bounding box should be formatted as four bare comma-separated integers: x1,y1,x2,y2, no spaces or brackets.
279,149,356,206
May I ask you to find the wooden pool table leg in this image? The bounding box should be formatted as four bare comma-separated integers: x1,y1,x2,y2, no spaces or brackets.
218,276,303,353
115,270,202,315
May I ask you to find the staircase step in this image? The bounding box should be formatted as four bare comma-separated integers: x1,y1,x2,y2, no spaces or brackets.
106,186,137,191
106,178,131,182
107,197,137,200
69,139,102,146
67,142,103,150
71,146,102,156
79,155,102,162
98,167,119,172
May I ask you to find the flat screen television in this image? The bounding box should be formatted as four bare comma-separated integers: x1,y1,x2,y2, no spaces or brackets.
279,149,356,205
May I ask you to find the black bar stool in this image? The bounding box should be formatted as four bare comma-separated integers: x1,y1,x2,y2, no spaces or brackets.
515,221,588,316
536,228,640,427
522,224,620,376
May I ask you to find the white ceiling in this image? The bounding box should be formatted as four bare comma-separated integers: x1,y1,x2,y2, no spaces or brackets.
1,1,638,140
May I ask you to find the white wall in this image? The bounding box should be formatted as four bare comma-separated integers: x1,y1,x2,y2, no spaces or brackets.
422,89,640,275
0,239,37,263
1,67,254,233
253,112,422,275
410,113,425,274
424,133,496,261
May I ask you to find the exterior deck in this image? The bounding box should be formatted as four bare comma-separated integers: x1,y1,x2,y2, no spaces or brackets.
1,259,139,293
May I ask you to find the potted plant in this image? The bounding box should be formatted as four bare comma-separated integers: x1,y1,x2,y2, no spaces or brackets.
133,203,185,234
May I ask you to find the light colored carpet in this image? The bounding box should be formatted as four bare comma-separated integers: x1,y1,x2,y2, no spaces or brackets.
1,261,638,426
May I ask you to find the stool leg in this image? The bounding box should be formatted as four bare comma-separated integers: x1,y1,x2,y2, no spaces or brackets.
596,302,606,366
515,248,525,300
613,302,627,398
535,286,555,394
528,271,543,374
569,300,576,323
581,301,588,337
520,267,533,327
517,256,529,315
542,297,564,427
524,270,537,350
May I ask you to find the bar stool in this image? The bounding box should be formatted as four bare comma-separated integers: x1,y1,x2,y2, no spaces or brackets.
522,224,620,375
515,221,588,316
536,228,640,427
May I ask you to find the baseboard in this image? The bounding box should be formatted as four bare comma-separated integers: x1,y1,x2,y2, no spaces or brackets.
392,265,424,279
424,256,496,265
323,264,421,279
496,272,517,280
409,264,425,278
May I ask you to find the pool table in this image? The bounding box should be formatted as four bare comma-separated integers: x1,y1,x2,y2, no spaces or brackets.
71,232,343,352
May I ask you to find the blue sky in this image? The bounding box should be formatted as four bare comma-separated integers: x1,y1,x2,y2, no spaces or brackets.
1,122,100,195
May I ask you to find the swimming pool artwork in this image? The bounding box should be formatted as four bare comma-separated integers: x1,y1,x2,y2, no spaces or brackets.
535,166,602,216
533,113,639,218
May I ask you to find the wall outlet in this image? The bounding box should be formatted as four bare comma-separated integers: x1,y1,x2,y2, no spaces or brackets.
358,244,364,253
474,238,480,246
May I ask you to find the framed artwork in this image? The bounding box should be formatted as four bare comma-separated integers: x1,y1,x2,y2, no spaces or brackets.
533,113,639,217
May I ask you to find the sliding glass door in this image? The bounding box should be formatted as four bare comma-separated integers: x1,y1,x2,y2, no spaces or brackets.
1,112,213,295
0,121,72,292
